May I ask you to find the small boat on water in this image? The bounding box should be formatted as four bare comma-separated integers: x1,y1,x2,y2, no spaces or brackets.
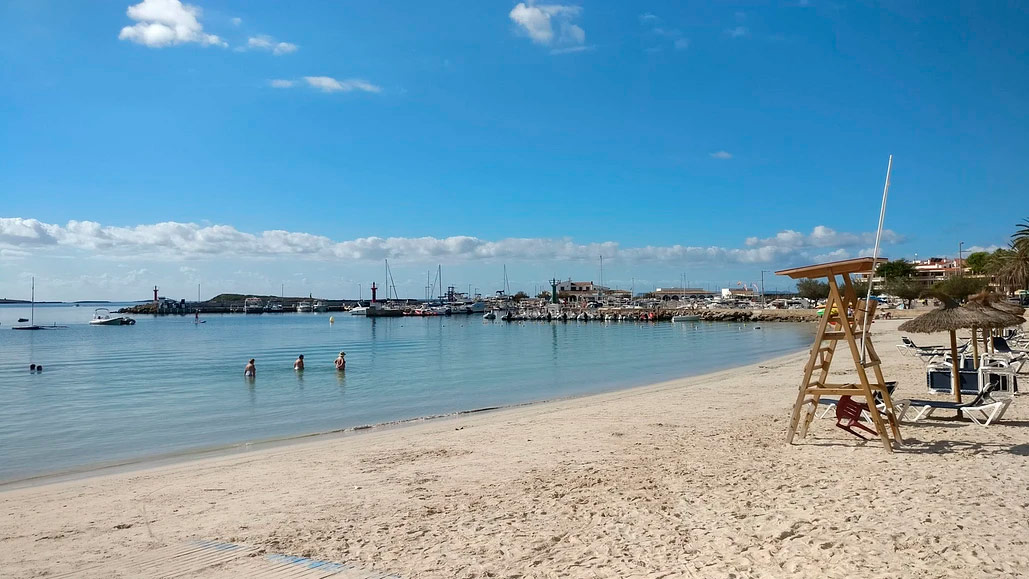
265,300,284,313
89,308,136,326
13,277,46,330
296,301,313,313
313,301,328,312
350,302,403,317
672,315,700,322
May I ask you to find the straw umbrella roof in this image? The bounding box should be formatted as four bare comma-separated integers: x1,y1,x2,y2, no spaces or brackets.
968,291,1026,317
898,295,1021,333
961,300,1024,328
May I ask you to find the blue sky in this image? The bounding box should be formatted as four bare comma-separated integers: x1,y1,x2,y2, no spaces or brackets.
1,0,1027,301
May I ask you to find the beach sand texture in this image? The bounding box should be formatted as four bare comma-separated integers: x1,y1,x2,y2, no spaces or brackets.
2,320,1027,578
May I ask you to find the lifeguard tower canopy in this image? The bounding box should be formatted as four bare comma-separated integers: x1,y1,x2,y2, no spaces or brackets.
775,257,887,280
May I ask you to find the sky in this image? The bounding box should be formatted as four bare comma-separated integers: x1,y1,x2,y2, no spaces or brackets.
1,0,1027,301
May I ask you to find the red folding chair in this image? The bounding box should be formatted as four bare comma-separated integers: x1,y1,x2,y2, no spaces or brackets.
835,396,878,440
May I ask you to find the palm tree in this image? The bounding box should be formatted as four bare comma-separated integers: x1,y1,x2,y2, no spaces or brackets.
999,239,1029,292
1014,218,1029,250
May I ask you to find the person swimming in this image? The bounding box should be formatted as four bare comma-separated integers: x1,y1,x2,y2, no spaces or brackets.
294,354,305,371
335,351,346,371
244,358,256,377
30,364,36,372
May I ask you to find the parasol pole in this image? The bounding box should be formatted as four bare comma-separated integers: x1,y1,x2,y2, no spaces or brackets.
861,155,893,362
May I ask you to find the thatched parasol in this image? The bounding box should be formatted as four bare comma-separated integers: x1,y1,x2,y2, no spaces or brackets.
960,300,1025,367
967,292,1027,354
898,295,1021,406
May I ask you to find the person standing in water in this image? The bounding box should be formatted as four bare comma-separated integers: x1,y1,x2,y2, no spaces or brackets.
244,358,256,377
335,351,346,371
294,354,305,371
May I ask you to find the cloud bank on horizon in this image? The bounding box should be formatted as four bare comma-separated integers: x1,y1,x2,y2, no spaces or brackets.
0,218,901,266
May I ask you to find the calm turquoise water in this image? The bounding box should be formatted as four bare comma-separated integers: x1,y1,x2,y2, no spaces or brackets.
0,304,813,483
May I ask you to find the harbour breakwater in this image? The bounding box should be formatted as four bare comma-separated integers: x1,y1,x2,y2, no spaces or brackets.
117,301,821,323
693,309,818,322
593,308,820,322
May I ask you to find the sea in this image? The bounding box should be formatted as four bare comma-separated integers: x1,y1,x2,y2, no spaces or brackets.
0,303,814,484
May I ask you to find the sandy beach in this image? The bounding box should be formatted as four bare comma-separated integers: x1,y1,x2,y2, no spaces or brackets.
2,319,1027,578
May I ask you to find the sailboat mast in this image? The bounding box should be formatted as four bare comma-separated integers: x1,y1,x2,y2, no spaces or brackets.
31,276,35,325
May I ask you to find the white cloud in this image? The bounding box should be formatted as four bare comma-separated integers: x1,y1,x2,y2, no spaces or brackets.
246,35,298,55
744,226,904,250
727,26,749,38
550,44,593,55
118,0,226,48
965,245,1002,254
303,76,382,93
561,22,585,44
640,14,687,53
710,151,733,159
812,248,850,262
0,218,904,267
509,2,586,51
269,79,295,88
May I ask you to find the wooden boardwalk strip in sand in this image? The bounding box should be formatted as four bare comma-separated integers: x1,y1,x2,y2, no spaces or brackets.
48,540,398,579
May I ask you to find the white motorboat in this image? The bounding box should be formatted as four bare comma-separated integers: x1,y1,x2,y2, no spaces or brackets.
296,301,313,313
265,300,284,313
350,302,402,317
671,315,700,322
89,308,136,326
313,301,328,312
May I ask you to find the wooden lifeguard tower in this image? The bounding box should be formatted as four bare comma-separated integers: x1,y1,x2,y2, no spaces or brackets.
776,257,903,452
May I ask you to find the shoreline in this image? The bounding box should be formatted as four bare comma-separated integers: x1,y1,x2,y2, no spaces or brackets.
4,319,1027,578
0,347,810,492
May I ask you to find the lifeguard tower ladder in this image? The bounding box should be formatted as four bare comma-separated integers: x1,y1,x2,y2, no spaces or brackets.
776,258,903,452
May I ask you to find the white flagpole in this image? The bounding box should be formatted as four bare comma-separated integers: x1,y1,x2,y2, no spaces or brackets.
862,155,893,361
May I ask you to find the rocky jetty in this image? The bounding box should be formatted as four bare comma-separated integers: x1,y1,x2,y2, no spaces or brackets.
692,309,819,322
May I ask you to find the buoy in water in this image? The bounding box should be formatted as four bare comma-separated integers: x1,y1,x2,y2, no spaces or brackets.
329,316,335,324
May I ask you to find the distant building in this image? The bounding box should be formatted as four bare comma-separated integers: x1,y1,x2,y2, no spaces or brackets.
855,257,969,290
653,287,715,300
721,288,757,299
605,289,632,300
556,280,601,302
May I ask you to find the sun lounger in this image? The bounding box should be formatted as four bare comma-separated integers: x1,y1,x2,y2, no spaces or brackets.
896,336,947,361
897,382,1012,426
979,356,1021,394
991,337,1028,368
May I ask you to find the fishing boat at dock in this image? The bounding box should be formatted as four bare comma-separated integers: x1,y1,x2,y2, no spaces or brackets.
244,297,264,314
